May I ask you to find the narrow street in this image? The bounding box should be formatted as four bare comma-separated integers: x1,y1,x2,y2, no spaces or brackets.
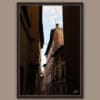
18,4,82,96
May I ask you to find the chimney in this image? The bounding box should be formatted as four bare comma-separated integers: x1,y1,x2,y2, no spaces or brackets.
56,23,59,28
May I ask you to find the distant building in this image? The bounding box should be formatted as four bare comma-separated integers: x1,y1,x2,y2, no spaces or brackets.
45,24,65,95
52,45,67,95
44,30,54,94
19,5,44,95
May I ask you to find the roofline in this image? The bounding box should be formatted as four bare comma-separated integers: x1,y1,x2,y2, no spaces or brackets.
45,29,55,55
45,26,63,55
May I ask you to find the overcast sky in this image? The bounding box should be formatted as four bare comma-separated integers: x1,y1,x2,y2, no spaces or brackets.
41,6,63,71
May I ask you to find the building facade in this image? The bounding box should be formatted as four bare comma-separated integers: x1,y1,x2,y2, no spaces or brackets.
52,45,67,95
19,5,44,95
45,43,53,94
45,24,65,95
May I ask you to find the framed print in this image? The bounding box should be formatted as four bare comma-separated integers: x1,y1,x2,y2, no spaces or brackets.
17,2,83,98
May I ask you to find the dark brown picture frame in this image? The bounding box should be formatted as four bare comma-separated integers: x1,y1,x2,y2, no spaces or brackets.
17,2,83,98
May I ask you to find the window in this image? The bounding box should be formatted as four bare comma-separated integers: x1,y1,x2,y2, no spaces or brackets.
61,53,64,62
56,68,58,80
62,64,65,79
54,56,59,66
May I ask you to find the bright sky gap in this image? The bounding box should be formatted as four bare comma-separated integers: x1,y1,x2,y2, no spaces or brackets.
41,6,63,71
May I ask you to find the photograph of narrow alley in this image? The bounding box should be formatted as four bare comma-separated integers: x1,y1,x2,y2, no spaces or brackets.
17,3,83,98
